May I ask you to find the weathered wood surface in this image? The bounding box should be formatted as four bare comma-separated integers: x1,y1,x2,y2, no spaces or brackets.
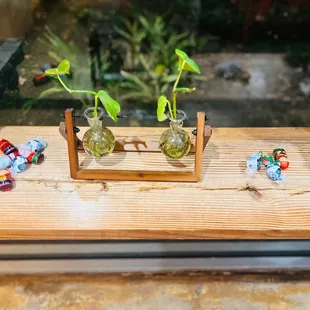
0,126,310,240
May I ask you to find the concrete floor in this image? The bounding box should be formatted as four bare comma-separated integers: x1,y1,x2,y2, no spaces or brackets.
1,274,310,310
193,53,294,100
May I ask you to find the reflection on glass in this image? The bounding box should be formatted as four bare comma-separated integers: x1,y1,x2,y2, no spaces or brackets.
0,0,309,127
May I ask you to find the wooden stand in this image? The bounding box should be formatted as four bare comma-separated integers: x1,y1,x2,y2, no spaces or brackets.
60,109,212,182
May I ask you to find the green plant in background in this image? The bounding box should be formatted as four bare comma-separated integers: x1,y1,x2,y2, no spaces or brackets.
45,60,120,121
112,13,206,105
23,26,93,112
128,0,201,30
119,53,178,104
113,18,147,71
138,14,200,67
38,26,82,68
39,26,92,99
157,49,201,121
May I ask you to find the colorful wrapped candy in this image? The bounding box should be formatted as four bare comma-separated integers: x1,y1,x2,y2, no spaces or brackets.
33,73,50,86
6,151,28,173
0,155,12,170
266,163,283,182
261,155,275,167
273,148,289,170
0,170,13,191
25,137,47,153
0,139,17,155
246,151,263,174
40,63,58,72
17,137,47,165
246,149,287,183
0,137,47,191
18,144,45,165
0,139,28,173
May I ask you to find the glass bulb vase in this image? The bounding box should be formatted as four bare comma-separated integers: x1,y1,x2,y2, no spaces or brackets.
159,110,191,160
82,107,115,157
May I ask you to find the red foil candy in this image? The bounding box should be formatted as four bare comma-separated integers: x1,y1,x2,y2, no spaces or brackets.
27,152,44,164
0,170,13,191
0,139,18,155
33,74,50,86
273,148,289,170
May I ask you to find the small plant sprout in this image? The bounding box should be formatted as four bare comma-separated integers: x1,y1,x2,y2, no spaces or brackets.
157,49,201,121
45,60,121,121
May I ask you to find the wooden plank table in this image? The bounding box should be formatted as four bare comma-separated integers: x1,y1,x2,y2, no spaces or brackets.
1,126,310,240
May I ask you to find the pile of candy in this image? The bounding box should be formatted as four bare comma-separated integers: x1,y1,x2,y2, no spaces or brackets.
246,148,289,182
0,137,47,191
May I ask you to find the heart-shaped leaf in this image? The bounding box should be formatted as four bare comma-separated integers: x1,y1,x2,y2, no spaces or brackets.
97,90,121,122
45,68,59,75
45,60,71,76
57,60,70,75
157,95,169,122
175,49,201,74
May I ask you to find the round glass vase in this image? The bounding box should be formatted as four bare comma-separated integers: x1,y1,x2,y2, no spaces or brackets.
159,110,191,160
82,107,115,157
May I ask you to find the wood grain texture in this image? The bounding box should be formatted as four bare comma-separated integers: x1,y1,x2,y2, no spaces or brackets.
0,126,310,240
194,112,206,181
65,109,79,178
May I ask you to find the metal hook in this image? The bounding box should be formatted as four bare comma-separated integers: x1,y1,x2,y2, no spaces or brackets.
192,115,209,136
61,113,85,119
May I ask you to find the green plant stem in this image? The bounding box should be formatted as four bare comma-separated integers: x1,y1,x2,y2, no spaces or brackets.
167,101,174,119
57,75,71,93
57,75,99,117
172,93,177,119
172,61,185,119
94,95,99,117
57,75,97,96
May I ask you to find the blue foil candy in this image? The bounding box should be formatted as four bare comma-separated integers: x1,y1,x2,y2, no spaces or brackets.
11,156,28,173
41,64,51,72
266,163,282,182
26,137,47,152
246,152,263,174
0,156,11,170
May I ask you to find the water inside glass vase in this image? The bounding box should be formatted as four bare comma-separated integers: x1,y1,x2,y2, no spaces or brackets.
82,107,115,157
159,110,191,160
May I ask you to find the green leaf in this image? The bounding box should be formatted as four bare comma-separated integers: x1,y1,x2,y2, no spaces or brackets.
160,83,170,94
163,74,178,82
22,99,37,112
120,91,154,102
48,51,62,62
138,16,149,29
175,49,201,74
57,60,70,75
174,87,196,93
45,68,59,75
97,90,121,122
38,87,64,99
154,64,166,75
113,26,132,41
120,81,140,90
157,95,169,122
120,70,150,93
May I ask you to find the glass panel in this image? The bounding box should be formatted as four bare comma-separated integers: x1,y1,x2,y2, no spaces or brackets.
0,0,309,127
